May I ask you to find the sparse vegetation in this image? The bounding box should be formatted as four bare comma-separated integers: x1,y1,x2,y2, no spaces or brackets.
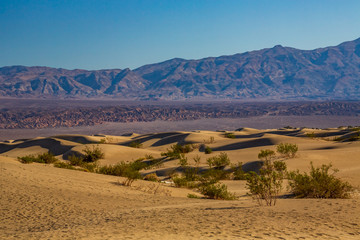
224,132,236,139
276,143,298,158
53,161,76,170
231,162,246,180
258,149,276,161
82,145,105,162
206,152,230,169
161,144,195,159
129,141,143,148
198,182,237,200
18,152,57,164
246,159,287,206
204,146,212,154
203,136,215,144
143,173,160,182
187,193,201,199
288,162,353,199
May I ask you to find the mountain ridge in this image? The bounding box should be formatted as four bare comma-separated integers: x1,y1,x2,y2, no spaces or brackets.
1,38,360,100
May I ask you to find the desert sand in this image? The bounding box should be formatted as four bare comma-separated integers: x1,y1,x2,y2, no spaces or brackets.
1,127,360,239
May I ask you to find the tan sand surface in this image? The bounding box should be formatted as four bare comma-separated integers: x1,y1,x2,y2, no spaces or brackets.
1,128,360,239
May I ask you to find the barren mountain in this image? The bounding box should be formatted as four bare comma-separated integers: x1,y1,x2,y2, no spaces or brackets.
1,38,360,100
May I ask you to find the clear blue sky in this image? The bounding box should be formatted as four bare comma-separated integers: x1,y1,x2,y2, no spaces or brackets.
1,0,360,70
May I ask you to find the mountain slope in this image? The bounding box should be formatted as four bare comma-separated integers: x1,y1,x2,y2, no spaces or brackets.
1,38,360,100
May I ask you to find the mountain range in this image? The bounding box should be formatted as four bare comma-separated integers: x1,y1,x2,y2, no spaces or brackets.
1,38,360,100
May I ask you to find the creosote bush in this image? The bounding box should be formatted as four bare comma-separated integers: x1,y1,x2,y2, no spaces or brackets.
276,143,298,158
206,152,230,169
258,149,276,161
161,144,195,159
82,145,105,162
18,152,57,164
288,162,353,198
129,141,143,148
224,132,236,139
143,173,160,182
198,182,237,200
231,162,246,180
204,146,212,154
246,160,287,206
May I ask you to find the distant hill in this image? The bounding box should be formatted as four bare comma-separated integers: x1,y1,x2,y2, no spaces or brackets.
1,38,360,100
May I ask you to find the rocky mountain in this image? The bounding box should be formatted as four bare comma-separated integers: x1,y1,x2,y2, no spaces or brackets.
1,38,360,100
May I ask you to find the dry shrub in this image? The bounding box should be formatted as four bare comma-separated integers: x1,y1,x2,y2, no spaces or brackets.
288,162,353,198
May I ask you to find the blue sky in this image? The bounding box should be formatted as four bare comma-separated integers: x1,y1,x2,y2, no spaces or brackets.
1,0,360,70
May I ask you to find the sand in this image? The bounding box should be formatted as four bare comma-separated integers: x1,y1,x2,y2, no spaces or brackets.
1,128,360,239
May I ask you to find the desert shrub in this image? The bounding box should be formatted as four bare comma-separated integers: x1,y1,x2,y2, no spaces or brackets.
81,162,98,172
68,154,83,166
18,155,38,164
53,162,76,170
38,152,57,163
258,149,276,161
145,154,154,160
144,173,160,182
193,155,201,166
187,193,201,199
306,132,316,139
129,141,143,148
178,153,188,167
97,163,128,176
82,145,104,162
276,143,298,158
231,162,246,180
97,161,143,186
224,132,236,139
204,146,212,154
206,152,230,169
161,144,194,159
198,182,237,200
203,136,215,144
122,167,142,186
172,175,190,188
288,162,353,198
201,168,229,181
18,152,57,164
246,160,287,206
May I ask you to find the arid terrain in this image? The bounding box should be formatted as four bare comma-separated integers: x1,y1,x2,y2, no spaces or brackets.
1,127,359,239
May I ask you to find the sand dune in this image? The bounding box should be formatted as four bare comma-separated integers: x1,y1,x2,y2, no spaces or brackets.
1,128,360,239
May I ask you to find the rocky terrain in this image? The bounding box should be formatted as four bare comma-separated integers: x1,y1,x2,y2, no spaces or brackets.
0,100,359,129
1,38,360,100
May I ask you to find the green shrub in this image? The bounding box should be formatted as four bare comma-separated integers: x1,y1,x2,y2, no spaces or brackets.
97,161,143,186
187,193,201,199
18,155,38,164
172,175,190,188
246,160,287,206
129,141,143,148
18,152,57,164
68,154,83,166
53,162,76,170
204,146,212,154
122,167,142,186
276,143,298,158
258,149,276,161
144,173,160,182
224,132,236,139
37,152,57,163
206,152,230,169
288,162,353,198
161,144,194,159
198,182,237,200
231,162,246,180
204,169,229,181
82,145,104,162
